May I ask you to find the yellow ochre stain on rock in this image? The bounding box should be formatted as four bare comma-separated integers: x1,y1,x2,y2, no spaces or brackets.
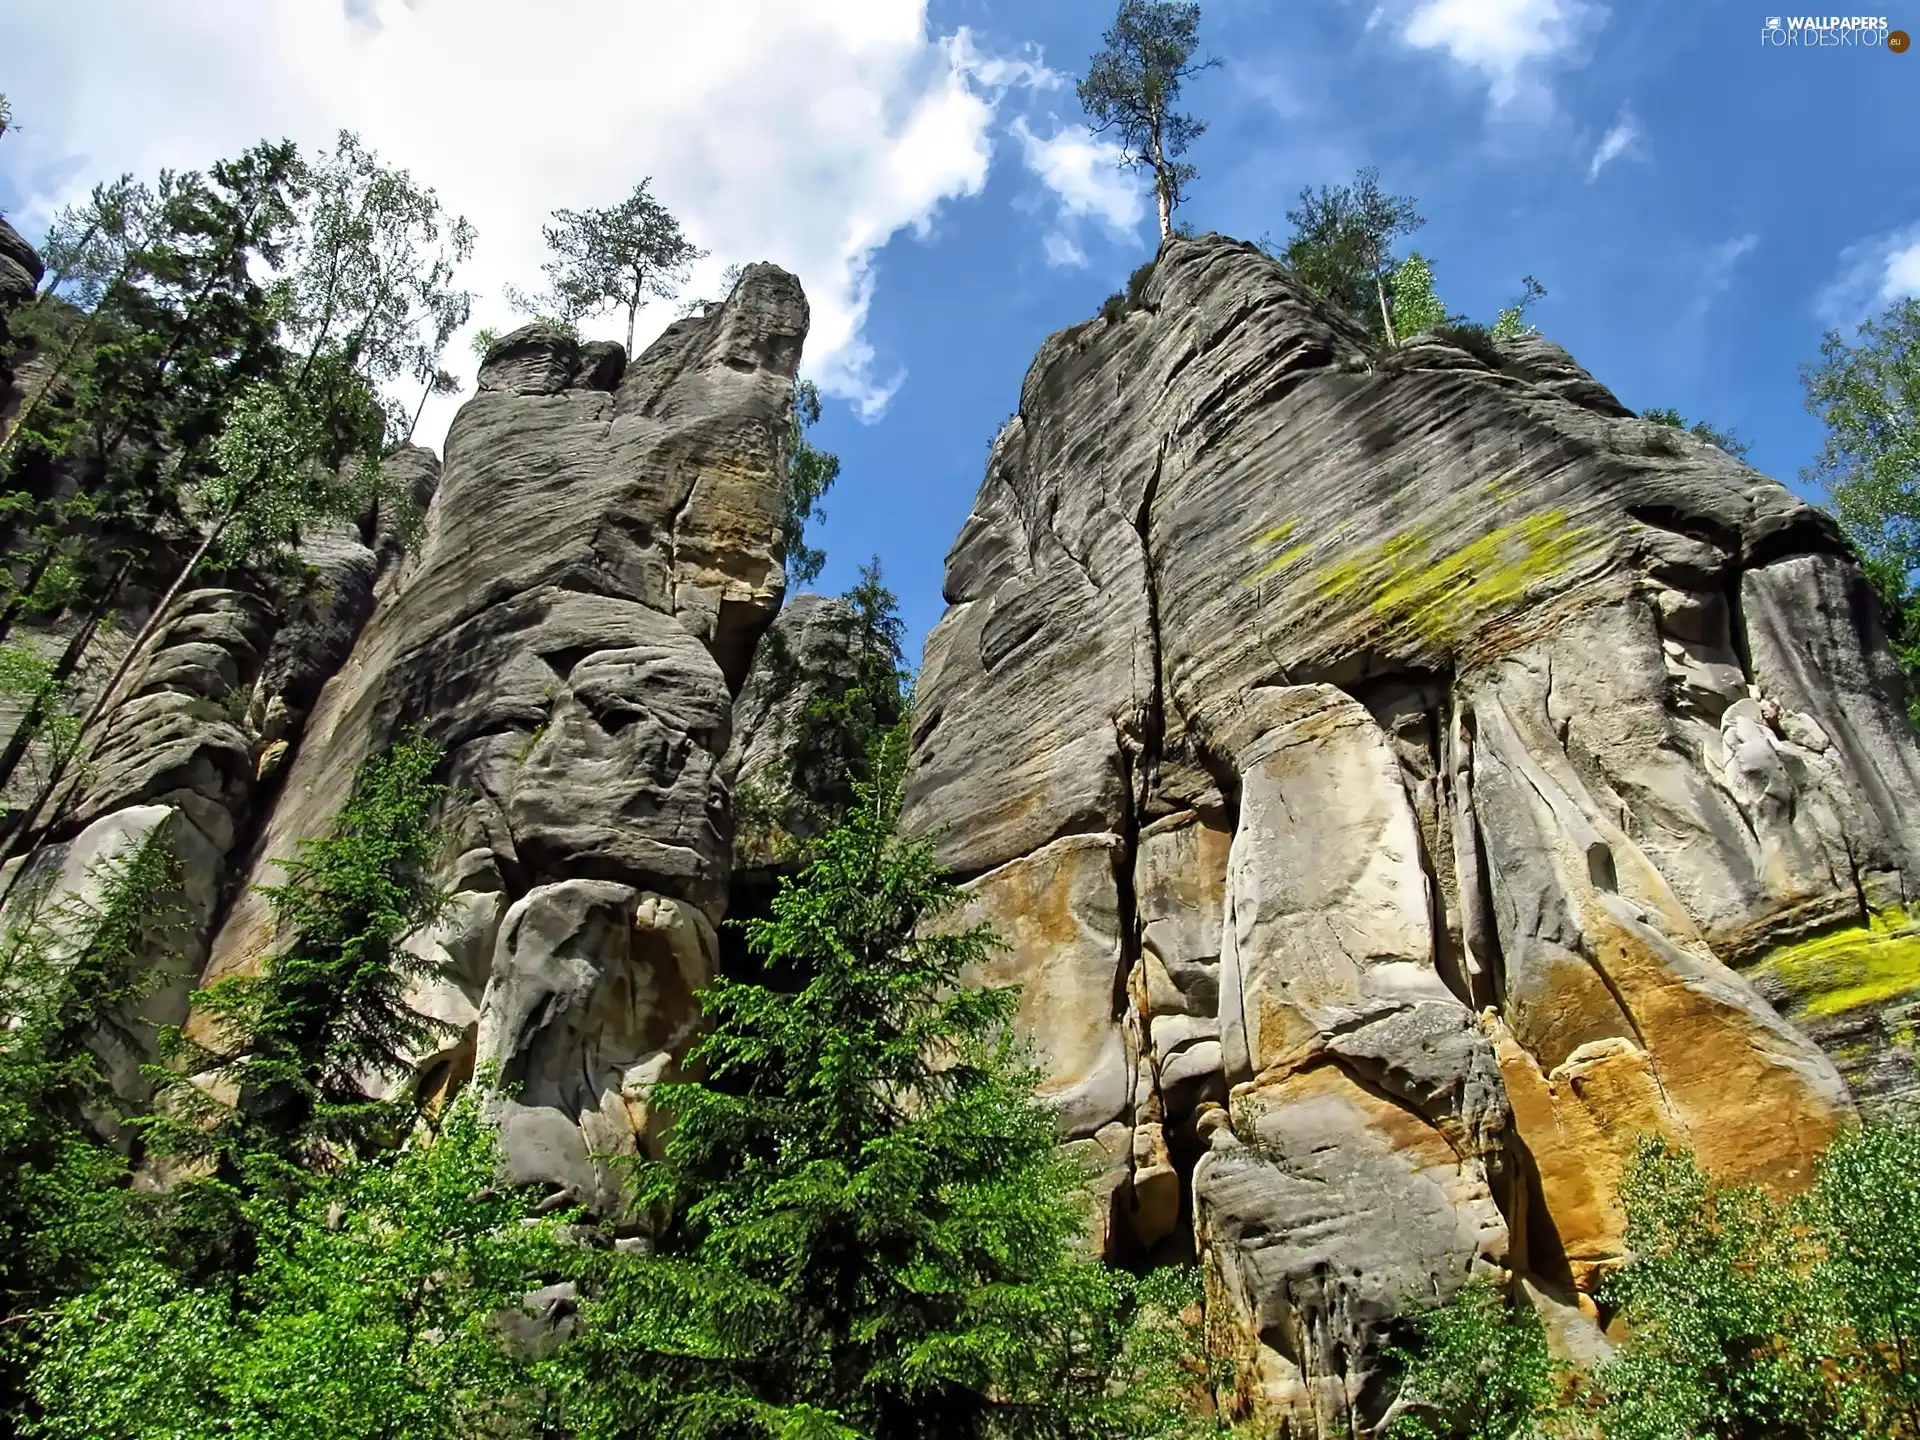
1751,907,1920,1018
1242,508,1591,650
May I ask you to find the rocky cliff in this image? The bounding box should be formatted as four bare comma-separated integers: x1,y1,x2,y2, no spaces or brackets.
902,234,1920,1435
0,240,810,1205
7,210,1920,1437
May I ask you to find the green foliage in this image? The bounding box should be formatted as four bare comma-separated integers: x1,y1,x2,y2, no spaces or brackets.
739,561,909,864
784,379,841,586
1388,252,1449,343
28,1086,566,1440
547,753,1217,1438
1490,275,1548,343
1431,321,1504,367
1276,166,1424,342
1641,405,1752,462
156,731,451,1171
0,824,182,1424
1589,1137,1835,1440
1128,257,1159,306
1803,1118,1920,1433
1802,297,1920,720
0,645,80,791
1078,2,1217,238
1383,1277,1560,1440
1100,292,1128,324
530,178,705,353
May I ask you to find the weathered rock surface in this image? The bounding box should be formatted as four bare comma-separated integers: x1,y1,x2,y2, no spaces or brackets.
201,271,808,1209
903,233,1911,1434
720,591,855,875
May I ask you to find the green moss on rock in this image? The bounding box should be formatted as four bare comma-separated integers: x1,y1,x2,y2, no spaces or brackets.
1752,908,1920,1018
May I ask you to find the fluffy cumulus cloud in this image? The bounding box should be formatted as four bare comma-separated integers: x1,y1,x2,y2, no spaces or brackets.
1587,104,1641,181
1817,221,1920,326
1399,0,1608,106
0,0,1056,435
1009,115,1147,267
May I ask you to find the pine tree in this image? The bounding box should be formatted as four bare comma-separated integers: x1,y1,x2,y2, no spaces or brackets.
783,379,840,587
154,732,452,1177
1077,2,1217,242
550,746,1216,1438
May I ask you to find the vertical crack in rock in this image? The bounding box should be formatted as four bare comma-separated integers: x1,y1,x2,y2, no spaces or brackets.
902,233,1907,1430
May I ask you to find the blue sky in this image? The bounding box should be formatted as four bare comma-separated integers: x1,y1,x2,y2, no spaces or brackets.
2,0,1914,667
802,0,1918,658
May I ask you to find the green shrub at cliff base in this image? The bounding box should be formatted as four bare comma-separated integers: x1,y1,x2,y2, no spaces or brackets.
1588,1137,1837,1440
545,743,1219,1439
0,826,182,1428
1803,1118,1920,1434
148,731,453,1185
1381,1276,1561,1440
26,1085,567,1440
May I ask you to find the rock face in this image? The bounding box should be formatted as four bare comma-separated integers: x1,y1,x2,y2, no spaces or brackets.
903,234,1916,1434
202,272,808,1209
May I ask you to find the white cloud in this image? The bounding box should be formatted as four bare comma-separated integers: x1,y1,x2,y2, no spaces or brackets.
1400,0,1608,106
1816,222,1920,326
0,0,1052,436
1587,104,1640,181
1009,115,1148,262
1042,231,1088,268
1683,232,1758,323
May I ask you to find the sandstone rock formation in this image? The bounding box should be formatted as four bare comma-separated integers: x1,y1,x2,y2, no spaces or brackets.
200,271,808,1212
903,234,1919,1434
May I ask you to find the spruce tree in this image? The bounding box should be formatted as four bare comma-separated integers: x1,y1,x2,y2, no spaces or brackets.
550,744,1214,1439
155,731,452,1177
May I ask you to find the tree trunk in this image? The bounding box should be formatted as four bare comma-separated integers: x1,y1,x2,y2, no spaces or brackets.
0,308,100,468
405,377,432,444
1374,266,1397,347
0,567,124,815
0,543,61,646
0,515,228,872
1150,111,1172,242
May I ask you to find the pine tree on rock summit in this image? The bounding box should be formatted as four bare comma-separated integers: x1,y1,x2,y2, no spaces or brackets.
1078,1,1218,243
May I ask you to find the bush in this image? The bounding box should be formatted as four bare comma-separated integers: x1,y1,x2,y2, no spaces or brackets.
1101,292,1127,325
1382,1277,1560,1440
1127,258,1158,308
1431,321,1504,367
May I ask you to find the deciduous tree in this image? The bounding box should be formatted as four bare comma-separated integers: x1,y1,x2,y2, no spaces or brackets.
1278,167,1424,345
530,179,705,354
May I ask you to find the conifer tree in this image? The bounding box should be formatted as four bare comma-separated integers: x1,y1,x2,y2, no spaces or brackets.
783,378,840,587
1078,2,1217,242
154,732,452,1176
550,743,1215,1438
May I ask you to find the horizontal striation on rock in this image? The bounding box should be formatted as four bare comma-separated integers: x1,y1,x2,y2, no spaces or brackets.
199,266,809,1209
902,232,1918,1435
